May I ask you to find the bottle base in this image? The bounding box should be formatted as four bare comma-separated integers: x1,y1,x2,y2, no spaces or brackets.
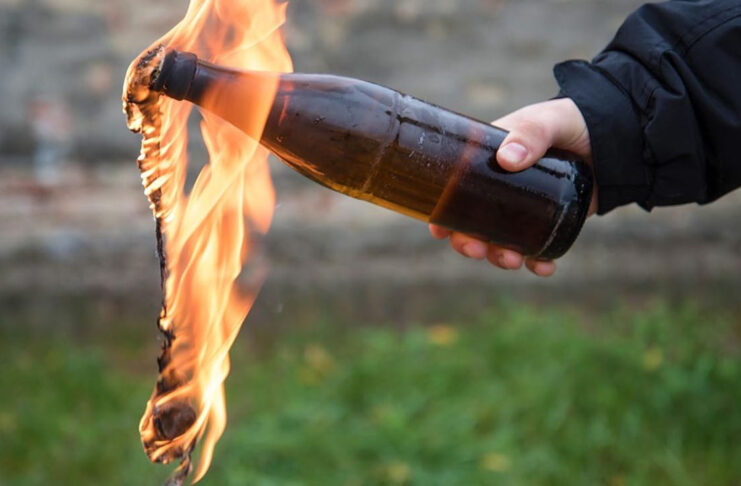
537,160,594,260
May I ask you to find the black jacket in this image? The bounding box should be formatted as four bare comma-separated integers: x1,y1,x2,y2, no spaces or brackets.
555,0,741,214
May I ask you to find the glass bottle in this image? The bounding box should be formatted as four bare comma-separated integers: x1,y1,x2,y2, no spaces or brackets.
152,50,593,259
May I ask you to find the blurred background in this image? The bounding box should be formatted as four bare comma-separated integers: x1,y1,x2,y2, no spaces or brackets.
2,0,741,484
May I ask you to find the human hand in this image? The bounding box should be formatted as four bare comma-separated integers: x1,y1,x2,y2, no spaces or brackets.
429,97,597,277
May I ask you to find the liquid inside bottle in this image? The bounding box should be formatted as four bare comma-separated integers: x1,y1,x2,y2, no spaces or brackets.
152,50,593,259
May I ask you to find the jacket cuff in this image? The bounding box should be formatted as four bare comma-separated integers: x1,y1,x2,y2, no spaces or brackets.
553,60,651,214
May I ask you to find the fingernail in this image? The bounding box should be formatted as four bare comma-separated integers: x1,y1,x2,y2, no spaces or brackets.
498,143,528,167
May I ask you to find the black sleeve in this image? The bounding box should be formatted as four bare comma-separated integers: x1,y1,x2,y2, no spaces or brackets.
553,0,741,214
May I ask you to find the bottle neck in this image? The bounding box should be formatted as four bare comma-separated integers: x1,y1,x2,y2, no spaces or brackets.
152,50,282,143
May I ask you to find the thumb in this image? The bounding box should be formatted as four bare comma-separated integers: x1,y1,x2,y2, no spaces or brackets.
493,99,586,172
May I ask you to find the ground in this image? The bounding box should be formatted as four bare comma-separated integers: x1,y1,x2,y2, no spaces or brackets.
3,300,741,485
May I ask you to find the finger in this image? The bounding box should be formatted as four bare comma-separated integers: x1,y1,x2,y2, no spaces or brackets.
449,232,488,260
493,99,589,172
525,258,557,277
486,246,524,270
429,224,453,240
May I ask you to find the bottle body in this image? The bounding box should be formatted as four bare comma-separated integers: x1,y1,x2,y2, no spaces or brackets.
154,51,593,258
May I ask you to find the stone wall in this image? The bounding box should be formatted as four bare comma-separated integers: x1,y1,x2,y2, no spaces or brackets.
1,0,738,318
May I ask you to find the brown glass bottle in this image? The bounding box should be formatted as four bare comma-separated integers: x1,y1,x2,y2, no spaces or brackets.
152,50,593,259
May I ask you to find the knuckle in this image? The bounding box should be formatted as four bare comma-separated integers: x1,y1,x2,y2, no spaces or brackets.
514,119,549,143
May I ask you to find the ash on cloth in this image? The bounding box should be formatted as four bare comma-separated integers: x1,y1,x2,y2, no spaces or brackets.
122,1,292,484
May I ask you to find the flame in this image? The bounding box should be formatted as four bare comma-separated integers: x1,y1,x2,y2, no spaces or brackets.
123,0,292,483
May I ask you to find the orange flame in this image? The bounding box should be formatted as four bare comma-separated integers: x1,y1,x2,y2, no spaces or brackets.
123,0,292,483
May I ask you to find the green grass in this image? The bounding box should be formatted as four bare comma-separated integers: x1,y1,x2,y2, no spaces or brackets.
2,301,741,485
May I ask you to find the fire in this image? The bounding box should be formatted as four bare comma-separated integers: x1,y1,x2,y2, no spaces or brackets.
123,0,292,483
